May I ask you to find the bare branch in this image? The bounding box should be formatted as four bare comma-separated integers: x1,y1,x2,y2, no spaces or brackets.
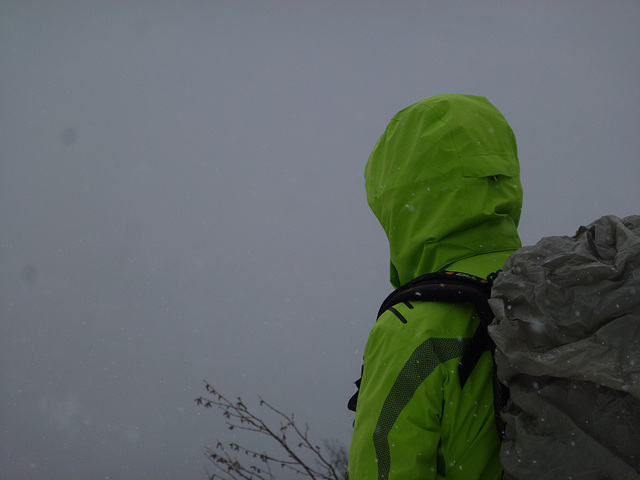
196,382,348,480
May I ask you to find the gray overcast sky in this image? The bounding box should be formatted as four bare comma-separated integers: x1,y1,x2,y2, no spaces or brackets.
1,1,639,479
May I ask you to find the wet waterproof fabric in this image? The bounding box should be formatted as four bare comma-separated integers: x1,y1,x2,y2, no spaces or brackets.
489,215,640,480
364,94,522,289
349,94,523,480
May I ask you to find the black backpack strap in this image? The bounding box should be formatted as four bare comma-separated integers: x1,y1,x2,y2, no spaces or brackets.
377,270,493,319
349,270,509,438
379,271,496,387
347,365,362,412
348,271,502,400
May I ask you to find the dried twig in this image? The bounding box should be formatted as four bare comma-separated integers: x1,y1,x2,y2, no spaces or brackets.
196,382,348,480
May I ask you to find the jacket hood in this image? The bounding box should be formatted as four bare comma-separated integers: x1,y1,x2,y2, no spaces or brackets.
365,94,523,288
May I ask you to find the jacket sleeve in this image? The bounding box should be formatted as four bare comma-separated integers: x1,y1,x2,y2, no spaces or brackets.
348,315,462,480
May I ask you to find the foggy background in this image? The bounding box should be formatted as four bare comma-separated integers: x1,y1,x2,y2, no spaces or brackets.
1,1,639,479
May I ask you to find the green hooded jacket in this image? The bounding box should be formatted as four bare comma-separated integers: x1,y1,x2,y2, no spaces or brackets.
348,94,523,480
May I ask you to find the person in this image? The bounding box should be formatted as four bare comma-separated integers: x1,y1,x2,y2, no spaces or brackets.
348,94,523,480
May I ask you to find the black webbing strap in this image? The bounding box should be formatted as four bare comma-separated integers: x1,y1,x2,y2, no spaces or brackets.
349,271,509,437
377,270,495,388
375,270,508,438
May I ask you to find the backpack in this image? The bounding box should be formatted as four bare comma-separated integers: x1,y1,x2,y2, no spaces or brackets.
348,215,640,479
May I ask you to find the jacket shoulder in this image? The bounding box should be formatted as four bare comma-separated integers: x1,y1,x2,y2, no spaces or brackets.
372,300,479,342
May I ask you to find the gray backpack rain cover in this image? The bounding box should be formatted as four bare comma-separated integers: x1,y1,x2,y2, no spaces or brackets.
489,215,640,480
